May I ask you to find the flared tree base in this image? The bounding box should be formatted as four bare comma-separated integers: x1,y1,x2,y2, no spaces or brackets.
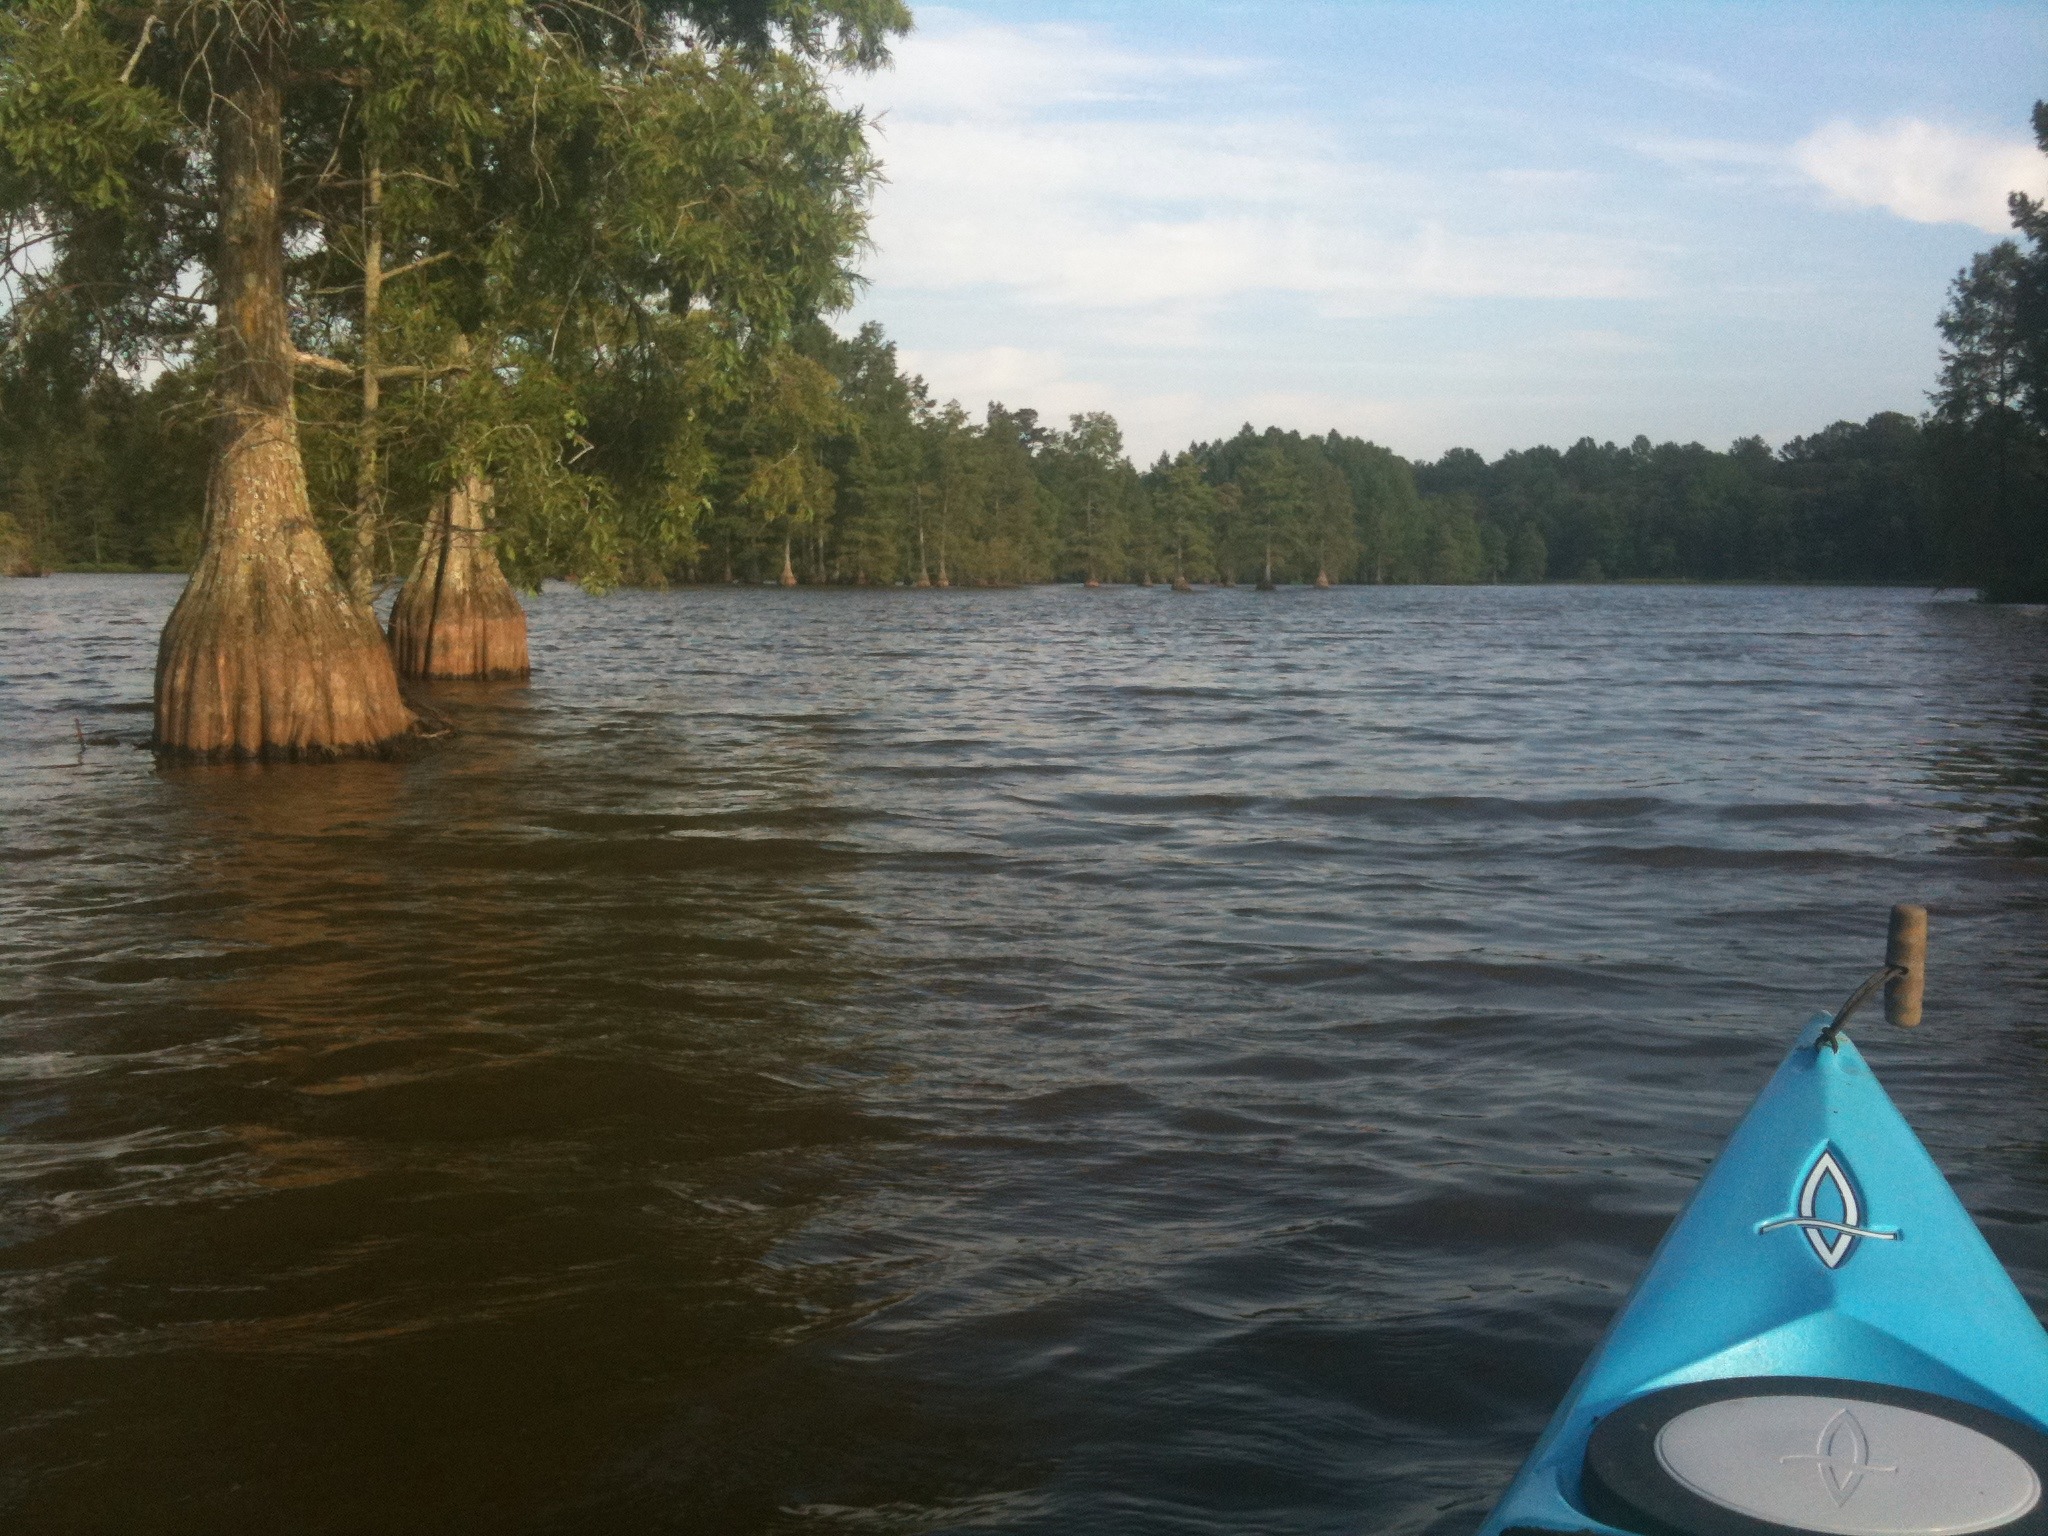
155,542,416,761
389,587,529,680
388,476,532,682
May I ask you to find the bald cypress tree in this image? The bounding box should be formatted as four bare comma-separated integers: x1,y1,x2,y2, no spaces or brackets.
0,0,905,752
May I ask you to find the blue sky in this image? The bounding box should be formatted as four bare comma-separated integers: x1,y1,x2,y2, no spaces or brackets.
838,1,2047,463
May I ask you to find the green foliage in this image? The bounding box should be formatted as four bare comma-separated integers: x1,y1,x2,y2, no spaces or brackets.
1150,453,1216,584
1404,422,1940,585
1040,410,1136,581
2009,100,2048,436
1508,522,1547,583
0,0,906,591
600,328,1943,590
1925,100,2048,601
284,0,899,590
0,366,207,570
7,309,1957,592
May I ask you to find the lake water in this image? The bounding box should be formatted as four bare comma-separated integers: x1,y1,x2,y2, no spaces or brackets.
2,575,2044,1535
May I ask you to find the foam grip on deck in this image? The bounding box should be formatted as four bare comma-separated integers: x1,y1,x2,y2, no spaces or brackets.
1582,1377,2048,1536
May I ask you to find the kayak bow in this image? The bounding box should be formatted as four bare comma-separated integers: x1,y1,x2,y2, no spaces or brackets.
1478,926,2048,1536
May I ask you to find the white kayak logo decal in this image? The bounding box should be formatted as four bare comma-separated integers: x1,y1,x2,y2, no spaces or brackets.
1759,1149,1900,1268
1779,1407,1898,1505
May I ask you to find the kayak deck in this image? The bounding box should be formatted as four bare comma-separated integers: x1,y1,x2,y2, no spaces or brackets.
1478,1013,2048,1535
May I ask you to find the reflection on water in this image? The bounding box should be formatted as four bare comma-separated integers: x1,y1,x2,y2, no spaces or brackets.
1,576,2044,1535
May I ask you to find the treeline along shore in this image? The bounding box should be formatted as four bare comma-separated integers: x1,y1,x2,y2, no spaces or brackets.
2,0,2044,762
11,220,2048,599
0,356,1973,592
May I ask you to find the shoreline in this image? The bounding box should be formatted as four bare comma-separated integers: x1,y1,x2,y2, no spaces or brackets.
15,567,1981,595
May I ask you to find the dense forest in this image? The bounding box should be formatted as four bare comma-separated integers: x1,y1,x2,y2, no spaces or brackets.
0,332,2004,593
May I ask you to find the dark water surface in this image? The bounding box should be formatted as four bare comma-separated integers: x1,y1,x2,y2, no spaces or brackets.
2,577,2045,1535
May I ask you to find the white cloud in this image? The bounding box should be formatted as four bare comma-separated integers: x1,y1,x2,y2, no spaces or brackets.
1634,137,1790,171
1218,389,1450,448
841,8,2024,463
871,12,1250,122
896,344,1074,403
1617,59,1749,99
1792,119,2042,233
888,341,1456,458
1119,388,1453,461
853,14,1656,319
1551,329,1656,357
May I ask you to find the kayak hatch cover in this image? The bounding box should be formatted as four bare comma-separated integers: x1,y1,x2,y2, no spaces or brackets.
1476,1013,2048,1536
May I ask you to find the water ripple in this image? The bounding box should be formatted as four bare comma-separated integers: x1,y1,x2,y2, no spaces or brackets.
0,577,2043,1534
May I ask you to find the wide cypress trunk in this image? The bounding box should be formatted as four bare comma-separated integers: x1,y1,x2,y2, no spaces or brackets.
388,470,530,680
153,40,412,760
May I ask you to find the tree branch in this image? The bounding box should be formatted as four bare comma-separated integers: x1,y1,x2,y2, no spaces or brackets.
118,12,157,84
379,249,455,283
375,363,468,381
152,184,211,214
293,354,471,382
296,350,356,377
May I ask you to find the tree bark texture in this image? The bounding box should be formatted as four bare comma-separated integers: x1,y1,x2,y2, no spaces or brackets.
154,41,413,760
388,471,530,680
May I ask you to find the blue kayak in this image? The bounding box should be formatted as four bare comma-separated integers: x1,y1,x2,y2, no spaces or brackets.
1477,1011,2048,1535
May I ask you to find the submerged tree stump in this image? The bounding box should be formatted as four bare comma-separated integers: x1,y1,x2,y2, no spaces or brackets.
388,472,530,681
154,48,412,761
